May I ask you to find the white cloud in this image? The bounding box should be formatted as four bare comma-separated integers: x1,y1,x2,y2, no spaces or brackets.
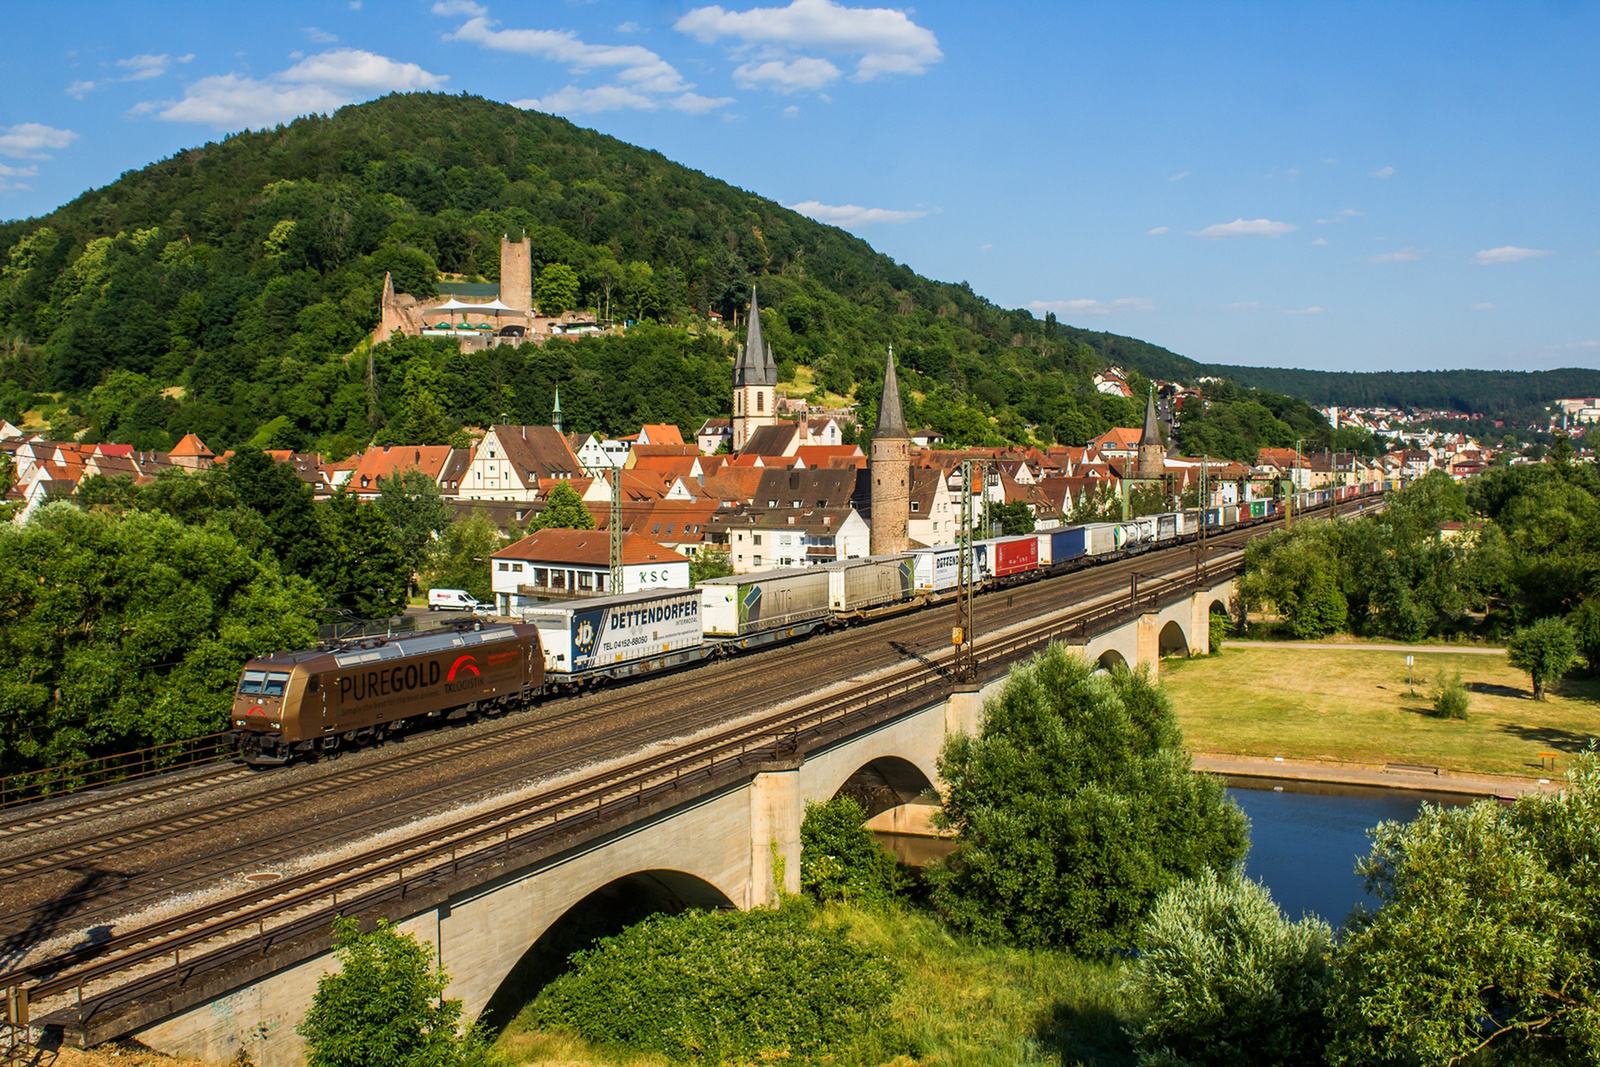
1147,226,1169,235
0,123,79,158
979,243,993,253
1343,208,1363,216
617,21,641,33
451,17,690,92
1474,303,1494,310
1286,306,1323,315
1323,157,1338,164
1028,298,1154,317
1312,238,1328,246
783,104,799,116
0,163,39,177
431,0,486,14
1167,171,1188,182
1315,208,1363,224
305,27,339,43
1370,246,1425,262
676,0,941,85
150,50,445,128
787,199,927,226
1192,218,1298,239
67,53,192,97
1224,301,1259,310
1474,245,1554,265
65,79,96,98
734,55,840,91
514,86,733,115
1370,165,1395,178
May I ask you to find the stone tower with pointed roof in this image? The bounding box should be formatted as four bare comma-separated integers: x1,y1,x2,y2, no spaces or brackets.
870,347,911,555
732,287,778,452
1138,386,1165,481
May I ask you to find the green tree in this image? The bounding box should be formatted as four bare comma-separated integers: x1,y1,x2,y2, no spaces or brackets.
377,468,454,595
299,918,489,1067
1568,597,1600,672
931,645,1248,952
1507,617,1577,700
1328,756,1600,1065
1127,870,1334,1067
1207,609,1231,654
0,504,317,774
533,907,900,1063
799,795,906,905
984,500,1036,536
325,491,409,619
535,263,581,316
529,480,594,530
688,544,733,584
1293,566,1347,639
1428,667,1470,719
424,512,504,603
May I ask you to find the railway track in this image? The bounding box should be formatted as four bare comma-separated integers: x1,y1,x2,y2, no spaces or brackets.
2,500,1363,1035
12,556,1240,1033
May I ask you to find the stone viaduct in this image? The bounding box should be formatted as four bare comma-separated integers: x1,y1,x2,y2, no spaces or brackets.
128,576,1236,1067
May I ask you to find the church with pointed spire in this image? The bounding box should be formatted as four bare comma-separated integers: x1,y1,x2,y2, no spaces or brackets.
731,288,778,452
869,347,912,556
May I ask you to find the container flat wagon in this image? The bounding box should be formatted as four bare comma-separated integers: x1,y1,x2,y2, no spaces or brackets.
826,555,916,615
1077,522,1120,558
231,623,542,765
699,567,832,645
523,588,707,685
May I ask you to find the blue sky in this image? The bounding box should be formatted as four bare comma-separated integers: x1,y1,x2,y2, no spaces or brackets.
2,1,1596,373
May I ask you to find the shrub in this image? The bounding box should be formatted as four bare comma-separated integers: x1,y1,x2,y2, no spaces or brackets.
1207,610,1230,654
800,795,906,905
1507,617,1577,700
533,906,900,1062
1428,668,1470,719
298,918,492,1067
931,644,1248,953
1126,870,1333,1067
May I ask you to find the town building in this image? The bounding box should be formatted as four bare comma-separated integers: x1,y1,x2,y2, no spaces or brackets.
490,527,689,615
715,507,870,573
459,424,581,502
869,348,912,555
731,288,778,453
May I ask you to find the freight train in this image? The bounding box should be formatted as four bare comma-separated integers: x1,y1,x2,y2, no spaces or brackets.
229,484,1383,765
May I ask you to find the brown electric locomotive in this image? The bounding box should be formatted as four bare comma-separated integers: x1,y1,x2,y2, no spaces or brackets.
229,622,544,765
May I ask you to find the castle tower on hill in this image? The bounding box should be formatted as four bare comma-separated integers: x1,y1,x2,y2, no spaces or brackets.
870,347,911,556
1138,386,1165,481
731,288,777,452
500,232,532,313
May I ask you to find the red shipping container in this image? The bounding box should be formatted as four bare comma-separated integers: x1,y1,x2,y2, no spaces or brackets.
990,535,1040,577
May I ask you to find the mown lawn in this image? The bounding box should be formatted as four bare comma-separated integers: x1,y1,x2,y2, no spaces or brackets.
1162,645,1600,776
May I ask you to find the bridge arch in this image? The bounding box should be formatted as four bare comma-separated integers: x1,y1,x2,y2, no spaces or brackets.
828,755,937,817
1158,619,1189,657
1096,648,1128,672
479,869,734,1033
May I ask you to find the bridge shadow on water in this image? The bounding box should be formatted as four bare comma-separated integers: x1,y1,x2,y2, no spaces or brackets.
477,870,733,1037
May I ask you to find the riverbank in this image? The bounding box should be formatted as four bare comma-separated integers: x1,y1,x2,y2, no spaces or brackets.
1195,752,1558,798
1163,646,1600,777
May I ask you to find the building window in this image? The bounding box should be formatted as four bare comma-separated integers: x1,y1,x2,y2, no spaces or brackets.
513,563,524,573
535,567,549,585
911,501,920,512
753,534,763,545
497,562,509,571
753,555,762,566
756,391,764,413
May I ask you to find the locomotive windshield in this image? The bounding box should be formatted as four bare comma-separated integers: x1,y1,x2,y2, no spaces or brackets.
238,670,291,696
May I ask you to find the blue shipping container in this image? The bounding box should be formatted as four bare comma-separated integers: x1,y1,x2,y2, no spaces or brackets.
1042,526,1091,566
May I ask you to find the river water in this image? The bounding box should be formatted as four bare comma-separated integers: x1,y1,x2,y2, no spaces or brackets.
1227,779,1474,926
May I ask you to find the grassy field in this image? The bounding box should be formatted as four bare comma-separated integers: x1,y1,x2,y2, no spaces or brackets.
495,904,1136,1067
1162,645,1600,776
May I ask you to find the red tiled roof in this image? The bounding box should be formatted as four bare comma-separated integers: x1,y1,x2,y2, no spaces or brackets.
494,527,688,566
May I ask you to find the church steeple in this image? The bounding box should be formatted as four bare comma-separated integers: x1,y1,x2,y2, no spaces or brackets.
869,346,911,556
731,286,777,452
552,387,563,434
1138,386,1165,481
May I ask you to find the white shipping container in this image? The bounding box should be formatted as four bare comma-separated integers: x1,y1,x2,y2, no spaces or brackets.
699,567,831,636
1079,522,1119,557
523,589,703,676
908,545,963,594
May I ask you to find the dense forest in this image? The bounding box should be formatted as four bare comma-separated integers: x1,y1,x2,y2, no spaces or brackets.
0,90,1375,464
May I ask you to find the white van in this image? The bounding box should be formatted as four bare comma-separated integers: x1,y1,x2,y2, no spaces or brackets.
427,588,481,612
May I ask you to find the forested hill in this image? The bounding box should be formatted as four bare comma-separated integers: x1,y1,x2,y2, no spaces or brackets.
1060,326,1600,422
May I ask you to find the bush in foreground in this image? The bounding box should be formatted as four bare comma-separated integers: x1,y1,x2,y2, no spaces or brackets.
1126,870,1333,1067
299,918,491,1067
932,645,1248,953
532,906,900,1062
